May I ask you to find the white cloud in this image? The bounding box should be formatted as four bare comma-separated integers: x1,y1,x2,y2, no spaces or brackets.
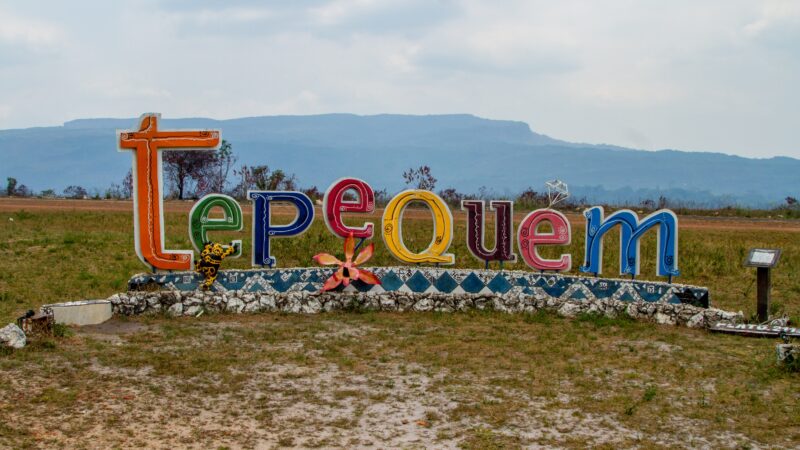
0,9,61,46
162,6,274,26
0,0,798,158
83,78,173,101
309,0,377,25
744,0,800,37
0,104,11,120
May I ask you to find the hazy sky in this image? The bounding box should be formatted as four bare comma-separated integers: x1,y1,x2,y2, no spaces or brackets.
0,0,798,158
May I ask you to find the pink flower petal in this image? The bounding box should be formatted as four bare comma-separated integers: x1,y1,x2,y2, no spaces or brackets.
357,270,381,285
353,243,374,266
322,274,342,291
344,232,355,263
313,253,342,266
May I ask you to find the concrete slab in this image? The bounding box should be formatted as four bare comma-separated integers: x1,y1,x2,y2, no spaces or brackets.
44,300,112,326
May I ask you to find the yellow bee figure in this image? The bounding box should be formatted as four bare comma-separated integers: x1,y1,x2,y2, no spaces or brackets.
195,242,237,290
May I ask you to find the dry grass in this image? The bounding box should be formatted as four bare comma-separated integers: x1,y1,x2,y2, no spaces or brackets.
1,202,799,323
1,312,798,448
1,201,799,448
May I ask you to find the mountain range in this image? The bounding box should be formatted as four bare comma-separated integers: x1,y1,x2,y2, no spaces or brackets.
0,113,796,207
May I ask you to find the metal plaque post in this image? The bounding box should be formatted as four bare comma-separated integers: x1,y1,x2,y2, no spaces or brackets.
744,248,781,323
756,266,771,323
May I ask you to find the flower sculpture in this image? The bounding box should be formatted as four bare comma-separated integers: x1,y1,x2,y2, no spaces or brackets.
313,233,381,291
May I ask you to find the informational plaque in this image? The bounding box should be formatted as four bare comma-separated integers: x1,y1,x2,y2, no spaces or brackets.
744,248,781,268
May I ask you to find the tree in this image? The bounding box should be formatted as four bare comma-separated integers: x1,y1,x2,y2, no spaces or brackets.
303,186,322,202
786,196,798,207
6,177,17,197
104,182,127,199
438,188,463,206
212,140,237,193
63,185,88,199
267,169,297,191
267,169,286,191
517,188,547,208
122,169,133,199
402,166,436,190
233,165,299,198
163,151,217,199
40,189,56,198
374,188,390,206
15,184,32,197
641,199,656,210
235,164,270,195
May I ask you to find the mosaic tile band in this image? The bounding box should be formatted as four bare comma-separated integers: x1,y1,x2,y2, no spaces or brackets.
128,267,709,308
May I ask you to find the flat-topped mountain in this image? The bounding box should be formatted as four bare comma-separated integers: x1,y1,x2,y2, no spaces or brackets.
0,114,796,207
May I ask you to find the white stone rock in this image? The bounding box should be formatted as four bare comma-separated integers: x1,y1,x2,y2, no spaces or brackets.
243,301,261,313
185,296,203,306
184,305,203,316
287,298,303,313
686,313,705,329
380,297,396,311
717,309,743,323
226,298,244,313
776,344,799,365
558,302,582,318
305,298,323,313
414,298,433,311
0,323,26,349
167,303,183,317
258,295,276,310
654,312,676,325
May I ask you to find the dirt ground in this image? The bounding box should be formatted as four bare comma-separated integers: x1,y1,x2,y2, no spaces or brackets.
3,312,796,449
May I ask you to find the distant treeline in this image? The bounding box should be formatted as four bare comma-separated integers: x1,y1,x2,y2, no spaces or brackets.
3,144,799,219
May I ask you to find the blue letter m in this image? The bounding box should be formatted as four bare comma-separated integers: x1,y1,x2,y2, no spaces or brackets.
579,207,679,278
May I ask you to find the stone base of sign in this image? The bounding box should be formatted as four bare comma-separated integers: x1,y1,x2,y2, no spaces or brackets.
128,267,710,307
107,291,739,329
42,300,113,326
108,267,732,328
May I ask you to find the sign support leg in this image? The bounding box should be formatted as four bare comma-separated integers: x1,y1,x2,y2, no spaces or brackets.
756,267,771,322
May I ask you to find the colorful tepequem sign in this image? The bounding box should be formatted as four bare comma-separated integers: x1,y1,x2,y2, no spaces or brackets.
119,113,699,304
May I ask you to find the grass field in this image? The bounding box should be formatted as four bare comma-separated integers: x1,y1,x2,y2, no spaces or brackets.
1,199,799,449
2,199,799,323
